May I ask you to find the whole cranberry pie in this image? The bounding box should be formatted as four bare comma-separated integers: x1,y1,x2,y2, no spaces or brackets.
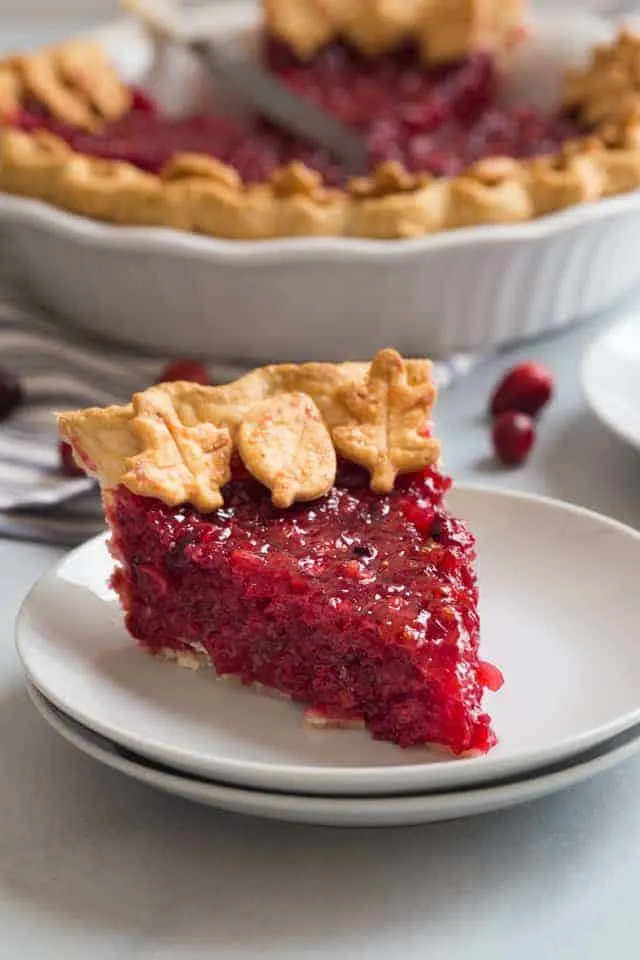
1,1,640,239
57,349,503,754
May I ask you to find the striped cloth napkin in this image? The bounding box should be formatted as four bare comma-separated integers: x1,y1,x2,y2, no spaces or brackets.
0,250,476,546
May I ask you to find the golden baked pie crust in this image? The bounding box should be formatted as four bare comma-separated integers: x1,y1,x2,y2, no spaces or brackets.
263,0,525,65
57,349,440,511
2,27,640,240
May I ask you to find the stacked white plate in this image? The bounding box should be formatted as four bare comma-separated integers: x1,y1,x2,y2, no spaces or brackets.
16,486,640,827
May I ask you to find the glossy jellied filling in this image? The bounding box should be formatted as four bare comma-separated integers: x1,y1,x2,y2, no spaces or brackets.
108,461,502,753
13,41,583,185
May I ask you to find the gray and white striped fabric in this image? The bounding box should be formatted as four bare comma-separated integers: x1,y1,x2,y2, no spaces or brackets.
0,257,476,546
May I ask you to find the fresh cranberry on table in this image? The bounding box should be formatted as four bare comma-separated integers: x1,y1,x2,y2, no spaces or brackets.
490,361,554,418
59,441,86,478
0,369,23,422
156,359,209,385
492,411,536,466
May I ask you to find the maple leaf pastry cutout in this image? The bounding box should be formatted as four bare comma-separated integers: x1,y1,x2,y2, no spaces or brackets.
332,348,440,492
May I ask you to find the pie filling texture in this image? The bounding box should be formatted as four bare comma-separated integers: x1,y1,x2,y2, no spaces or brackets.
108,461,501,753
11,38,583,186
57,350,503,754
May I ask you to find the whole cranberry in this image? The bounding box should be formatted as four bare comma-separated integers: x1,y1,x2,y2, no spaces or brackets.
492,411,535,466
156,359,209,385
130,88,158,115
490,361,553,418
0,369,23,421
59,441,86,478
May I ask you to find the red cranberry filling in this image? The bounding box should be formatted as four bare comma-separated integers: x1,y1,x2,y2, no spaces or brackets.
12,41,584,186
108,460,502,754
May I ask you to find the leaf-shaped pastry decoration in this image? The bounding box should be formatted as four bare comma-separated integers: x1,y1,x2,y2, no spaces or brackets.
57,351,440,512
123,389,233,512
55,41,132,123
57,406,137,484
332,348,440,493
237,392,336,508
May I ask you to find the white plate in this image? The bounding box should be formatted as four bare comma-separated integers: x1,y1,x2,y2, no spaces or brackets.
3,7,635,362
15,485,640,796
27,682,640,828
582,312,640,452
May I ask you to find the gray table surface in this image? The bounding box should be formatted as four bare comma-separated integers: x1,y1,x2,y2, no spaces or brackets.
2,14,640,960
1,310,639,960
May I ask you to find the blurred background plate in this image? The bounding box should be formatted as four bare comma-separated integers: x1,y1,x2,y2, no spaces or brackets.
581,311,640,452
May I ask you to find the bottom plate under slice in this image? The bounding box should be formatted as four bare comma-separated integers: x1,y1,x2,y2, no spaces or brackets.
27,681,640,829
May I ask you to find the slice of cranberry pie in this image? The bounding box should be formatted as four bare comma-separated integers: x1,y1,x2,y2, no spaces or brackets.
57,349,503,753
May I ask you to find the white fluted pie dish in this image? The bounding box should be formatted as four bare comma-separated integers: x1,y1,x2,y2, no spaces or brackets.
1,3,634,361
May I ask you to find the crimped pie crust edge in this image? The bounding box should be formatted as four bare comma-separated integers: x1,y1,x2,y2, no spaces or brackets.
2,30,640,240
